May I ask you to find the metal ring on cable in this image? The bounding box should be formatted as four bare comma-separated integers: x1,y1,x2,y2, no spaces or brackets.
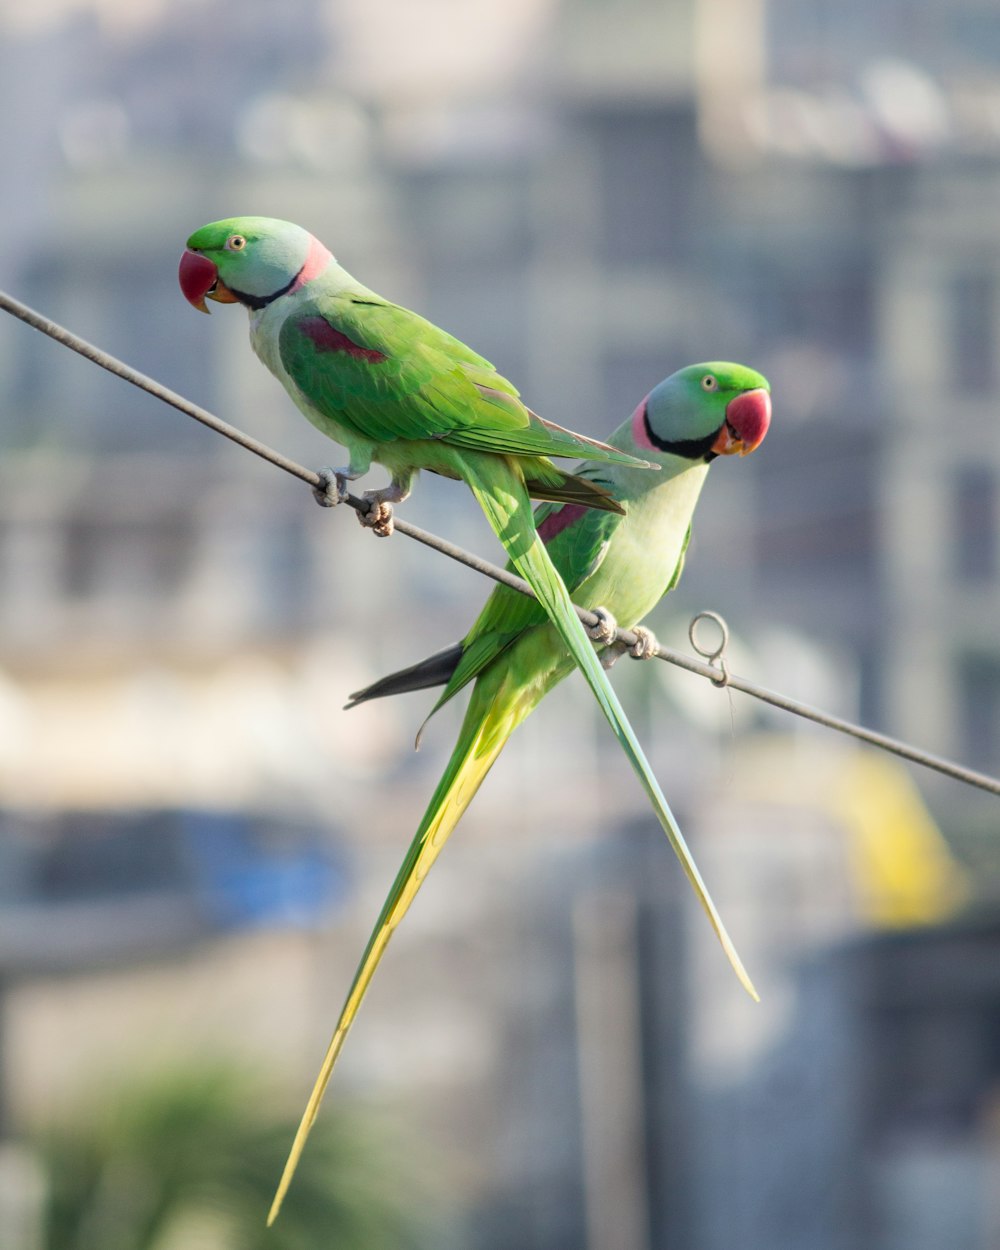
689,610,731,687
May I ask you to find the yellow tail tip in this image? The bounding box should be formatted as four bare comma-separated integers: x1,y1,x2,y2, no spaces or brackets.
735,965,760,1003
267,1166,295,1225
721,934,759,1001
736,955,760,1001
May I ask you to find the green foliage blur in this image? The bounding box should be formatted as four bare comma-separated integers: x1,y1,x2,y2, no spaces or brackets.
34,1065,436,1250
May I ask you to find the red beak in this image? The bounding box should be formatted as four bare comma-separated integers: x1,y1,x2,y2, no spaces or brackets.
712,388,771,457
179,249,228,313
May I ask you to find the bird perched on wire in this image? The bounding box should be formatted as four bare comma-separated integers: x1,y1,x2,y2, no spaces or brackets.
178,220,669,842
260,360,770,1221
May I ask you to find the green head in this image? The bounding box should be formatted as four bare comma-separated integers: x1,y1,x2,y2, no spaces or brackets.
178,216,332,312
627,362,771,463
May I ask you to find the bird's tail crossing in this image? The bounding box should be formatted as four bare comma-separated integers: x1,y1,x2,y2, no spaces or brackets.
463,456,757,998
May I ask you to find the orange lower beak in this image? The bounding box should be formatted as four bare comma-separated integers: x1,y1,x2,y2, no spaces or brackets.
711,423,744,456
208,279,239,306
178,249,240,314
713,388,771,456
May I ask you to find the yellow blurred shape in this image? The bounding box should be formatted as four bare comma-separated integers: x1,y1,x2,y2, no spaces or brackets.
737,737,968,929
834,750,967,928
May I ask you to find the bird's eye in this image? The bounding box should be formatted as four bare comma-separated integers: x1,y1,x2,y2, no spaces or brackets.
701,374,718,391
226,234,247,251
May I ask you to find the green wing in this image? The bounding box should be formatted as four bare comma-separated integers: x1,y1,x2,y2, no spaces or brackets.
277,294,649,465
277,292,506,442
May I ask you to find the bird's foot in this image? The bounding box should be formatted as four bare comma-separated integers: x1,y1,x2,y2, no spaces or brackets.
587,606,619,647
358,497,395,538
594,612,660,670
356,483,411,539
312,467,352,508
626,625,659,660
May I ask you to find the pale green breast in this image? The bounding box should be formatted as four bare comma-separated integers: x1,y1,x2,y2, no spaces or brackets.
249,300,370,453
459,463,711,714
573,462,709,628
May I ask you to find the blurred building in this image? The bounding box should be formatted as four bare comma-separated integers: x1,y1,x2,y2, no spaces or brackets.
2,0,1000,1248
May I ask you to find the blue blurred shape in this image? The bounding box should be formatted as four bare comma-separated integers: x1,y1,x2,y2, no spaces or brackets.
0,807,348,975
178,808,346,931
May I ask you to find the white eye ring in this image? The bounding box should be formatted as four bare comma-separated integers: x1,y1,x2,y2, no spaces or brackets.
701,374,718,391
226,234,247,251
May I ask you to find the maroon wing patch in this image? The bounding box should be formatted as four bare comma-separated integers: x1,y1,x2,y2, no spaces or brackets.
298,316,387,363
537,502,587,544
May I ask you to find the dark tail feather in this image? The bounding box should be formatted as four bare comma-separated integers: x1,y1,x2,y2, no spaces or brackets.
523,469,625,514
345,643,464,708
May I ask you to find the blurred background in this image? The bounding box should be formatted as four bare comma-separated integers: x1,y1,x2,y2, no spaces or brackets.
1,0,1000,1246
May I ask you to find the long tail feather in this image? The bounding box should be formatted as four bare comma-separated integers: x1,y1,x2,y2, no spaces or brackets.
267,685,520,1226
345,643,463,708
462,458,758,1001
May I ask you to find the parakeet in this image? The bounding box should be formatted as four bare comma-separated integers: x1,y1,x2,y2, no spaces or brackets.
178,219,668,862
264,361,770,1220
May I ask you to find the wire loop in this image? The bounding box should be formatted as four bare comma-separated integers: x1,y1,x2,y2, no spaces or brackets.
689,610,731,687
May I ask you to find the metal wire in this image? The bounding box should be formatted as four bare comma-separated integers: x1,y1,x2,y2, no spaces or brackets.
3,288,999,798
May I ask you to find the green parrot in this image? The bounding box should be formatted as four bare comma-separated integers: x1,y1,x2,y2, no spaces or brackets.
262,361,771,1221
178,218,674,877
